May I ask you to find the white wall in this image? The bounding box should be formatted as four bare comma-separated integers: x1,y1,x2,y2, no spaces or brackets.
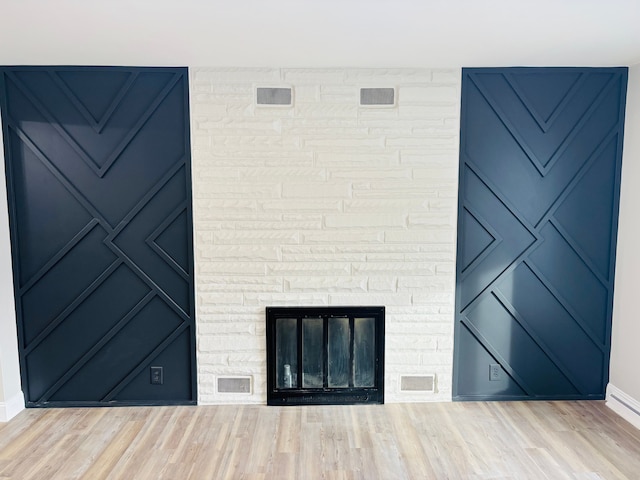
608,64,640,428
0,109,24,422
191,68,461,403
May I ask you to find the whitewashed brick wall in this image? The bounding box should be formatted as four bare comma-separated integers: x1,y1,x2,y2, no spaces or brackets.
190,68,461,404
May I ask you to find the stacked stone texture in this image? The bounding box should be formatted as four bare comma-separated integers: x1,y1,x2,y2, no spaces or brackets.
191,68,461,403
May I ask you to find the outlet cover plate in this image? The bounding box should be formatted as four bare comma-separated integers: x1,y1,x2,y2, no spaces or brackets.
489,364,501,381
150,366,164,385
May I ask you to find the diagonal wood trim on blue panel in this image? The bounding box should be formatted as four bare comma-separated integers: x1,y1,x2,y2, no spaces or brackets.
522,260,607,352
19,219,101,294
459,319,534,396
23,259,124,355
50,71,138,134
102,322,190,402
504,72,585,133
146,201,190,280
95,74,182,178
37,291,157,403
458,162,539,313
454,67,627,401
490,290,590,395
7,122,105,227
5,71,182,179
0,67,196,407
467,72,618,177
459,204,503,277
534,128,621,230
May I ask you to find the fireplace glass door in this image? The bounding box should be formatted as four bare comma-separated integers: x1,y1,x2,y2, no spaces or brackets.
267,306,384,405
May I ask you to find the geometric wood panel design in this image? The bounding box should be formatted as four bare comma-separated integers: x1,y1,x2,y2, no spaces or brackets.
0,67,196,406
453,67,628,400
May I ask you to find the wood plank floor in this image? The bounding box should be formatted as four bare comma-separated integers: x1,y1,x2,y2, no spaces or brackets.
1,401,640,479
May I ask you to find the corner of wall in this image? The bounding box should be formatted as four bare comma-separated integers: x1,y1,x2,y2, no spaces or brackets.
610,63,640,407
0,390,24,422
0,100,25,420
606,383,640,431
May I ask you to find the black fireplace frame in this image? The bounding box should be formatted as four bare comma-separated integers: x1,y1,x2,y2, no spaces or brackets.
266,306,385,406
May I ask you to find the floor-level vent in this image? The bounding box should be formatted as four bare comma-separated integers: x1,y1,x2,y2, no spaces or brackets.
256,87,293,106
217,376,252,394
400,375,435,393
360,87,395,106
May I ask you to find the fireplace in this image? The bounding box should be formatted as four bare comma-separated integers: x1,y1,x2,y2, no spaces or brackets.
266,306,385,405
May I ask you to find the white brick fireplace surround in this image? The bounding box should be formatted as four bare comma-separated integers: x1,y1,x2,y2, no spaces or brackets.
191,68,461,404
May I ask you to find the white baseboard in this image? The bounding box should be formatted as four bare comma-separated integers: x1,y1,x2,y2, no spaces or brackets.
606,383,640,430
0,390,25,422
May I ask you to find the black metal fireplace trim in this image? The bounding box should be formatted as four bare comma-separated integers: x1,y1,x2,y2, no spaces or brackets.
266,306,385,406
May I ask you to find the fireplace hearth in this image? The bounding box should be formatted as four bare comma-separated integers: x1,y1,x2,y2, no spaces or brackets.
266,306,385,406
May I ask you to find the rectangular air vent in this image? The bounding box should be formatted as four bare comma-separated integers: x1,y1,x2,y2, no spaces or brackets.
217,376,252,394
360,87,395,106
256,87,293,106
400,375,435,392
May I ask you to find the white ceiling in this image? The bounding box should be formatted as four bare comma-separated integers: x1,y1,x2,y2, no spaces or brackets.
1,0,639,67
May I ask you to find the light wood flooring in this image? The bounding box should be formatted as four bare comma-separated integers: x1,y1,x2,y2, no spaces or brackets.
1,401,640,479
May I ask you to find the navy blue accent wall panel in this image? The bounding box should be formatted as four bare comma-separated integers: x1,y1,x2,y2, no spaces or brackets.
453,68,627,401
0,67,197,406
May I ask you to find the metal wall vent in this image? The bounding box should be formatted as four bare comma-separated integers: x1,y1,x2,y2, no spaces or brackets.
256,87,293,106
400,375,436,392
360,87,395,106
217,376,252,394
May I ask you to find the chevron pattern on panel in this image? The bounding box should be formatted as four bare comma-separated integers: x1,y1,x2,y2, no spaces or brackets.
51,70,137,133
459,205,501,275
454,68,627,400
0,67,195,405
146,202,190,280
505,72,583,133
